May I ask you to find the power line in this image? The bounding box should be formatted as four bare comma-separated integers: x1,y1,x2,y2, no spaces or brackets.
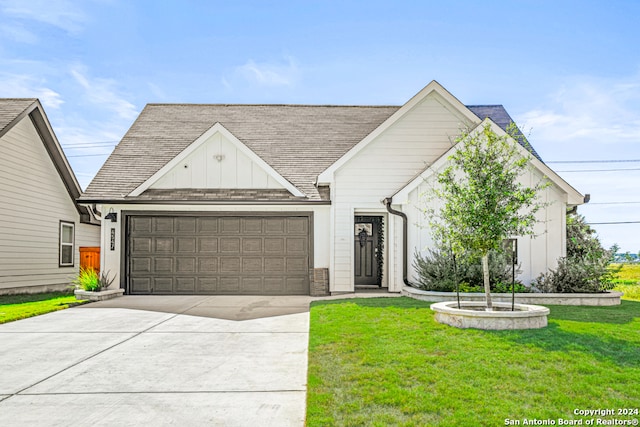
586,201,640,205
556,168,640,172
587,221,640,225
66,153,111,157
547,159,640,164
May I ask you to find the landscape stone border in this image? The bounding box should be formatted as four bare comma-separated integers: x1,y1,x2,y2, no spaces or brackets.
403,286,623,306
74,288,125,301
430,301,549,330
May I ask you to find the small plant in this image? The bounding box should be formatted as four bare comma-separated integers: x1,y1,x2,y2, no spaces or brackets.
413,248,522,292
74,268,115,292
532,214,616,293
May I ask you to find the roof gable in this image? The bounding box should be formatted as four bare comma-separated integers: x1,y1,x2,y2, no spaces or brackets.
130,122,304,197
392,118,584,205
83,104,398,201
316,80,481,184
0,98,95,222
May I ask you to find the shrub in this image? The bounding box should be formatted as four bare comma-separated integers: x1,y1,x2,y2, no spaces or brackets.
413,248,522,292
75,268,100,291
532,214,615,293
74,268,115,292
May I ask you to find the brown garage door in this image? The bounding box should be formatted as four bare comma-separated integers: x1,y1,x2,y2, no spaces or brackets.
126,214,311,295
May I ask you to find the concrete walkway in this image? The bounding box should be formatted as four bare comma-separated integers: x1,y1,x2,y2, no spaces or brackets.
0,292,397,426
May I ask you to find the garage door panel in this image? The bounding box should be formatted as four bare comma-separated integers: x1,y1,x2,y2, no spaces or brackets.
154,277,173,292
242,218,263,233
264,238,284,253
286,257,307,273
176,258,196,273
131,258,151,273
131,237,151,253
242,238,262,253
177,238,196,253
131,277,151,293
198,237,218,252
155,238,174,252
242,277,262,292
176,217,196,233
220,238,240,253
176,277,196,292
198,258,218,272
131,217,152,233
287,217,308,234
197,277,217,292
265,218,285,234
264,258,285,273
154,258,173,273
198,218,219,233
153,217,174,233
220,257,241,273
127,214,310,295
220,218,240,233
219,277,240,292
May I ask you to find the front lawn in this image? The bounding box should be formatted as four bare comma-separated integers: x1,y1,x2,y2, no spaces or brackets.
613,263,640,301
0,291,86,324
307,297,640,426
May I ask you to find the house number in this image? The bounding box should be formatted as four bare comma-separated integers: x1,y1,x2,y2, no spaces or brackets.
110,228,115,251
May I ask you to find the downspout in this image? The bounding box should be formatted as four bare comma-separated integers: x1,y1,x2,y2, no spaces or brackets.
383,197,417,288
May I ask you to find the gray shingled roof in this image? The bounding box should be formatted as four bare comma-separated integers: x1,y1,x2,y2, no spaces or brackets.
0,99,37,136
467,105,542,160
83,103,538,202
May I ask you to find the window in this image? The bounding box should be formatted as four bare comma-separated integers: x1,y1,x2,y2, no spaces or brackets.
59,221,75,267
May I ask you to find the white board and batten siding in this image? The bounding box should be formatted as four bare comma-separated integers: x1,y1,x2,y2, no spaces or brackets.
405,166,568,286
0,117,99,293
332,92,475,292
151,131,284,190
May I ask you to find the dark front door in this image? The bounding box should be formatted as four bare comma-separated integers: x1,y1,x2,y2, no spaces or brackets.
354,216,381,286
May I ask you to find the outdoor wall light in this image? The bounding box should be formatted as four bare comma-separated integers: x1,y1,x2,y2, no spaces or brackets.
214,154,225,162
105,208,118,222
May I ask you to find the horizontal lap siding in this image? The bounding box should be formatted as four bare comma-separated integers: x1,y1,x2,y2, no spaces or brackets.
0,118,99,291
332,93,474,290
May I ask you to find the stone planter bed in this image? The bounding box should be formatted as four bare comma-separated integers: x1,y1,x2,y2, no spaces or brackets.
430,301,550,330
403,286,623,306
74,288,125,302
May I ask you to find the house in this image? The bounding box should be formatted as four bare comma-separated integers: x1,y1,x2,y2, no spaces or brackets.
79,81,584,296
0,99,100,294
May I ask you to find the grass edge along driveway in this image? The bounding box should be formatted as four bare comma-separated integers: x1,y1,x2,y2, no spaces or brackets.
0,291,86,324
306,297,640,427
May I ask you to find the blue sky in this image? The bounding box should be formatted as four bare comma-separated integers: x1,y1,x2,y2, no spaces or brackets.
1,0,639,252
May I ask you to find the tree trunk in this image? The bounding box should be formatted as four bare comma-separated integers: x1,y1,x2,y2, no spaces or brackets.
482,253,493,311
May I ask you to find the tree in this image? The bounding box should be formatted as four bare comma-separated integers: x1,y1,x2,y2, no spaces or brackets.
427,123,548,310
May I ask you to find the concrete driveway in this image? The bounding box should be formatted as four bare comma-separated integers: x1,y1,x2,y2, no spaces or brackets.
0,295,313,426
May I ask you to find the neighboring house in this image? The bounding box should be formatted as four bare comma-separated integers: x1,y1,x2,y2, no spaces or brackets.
80,81,584,296
0,99,100,295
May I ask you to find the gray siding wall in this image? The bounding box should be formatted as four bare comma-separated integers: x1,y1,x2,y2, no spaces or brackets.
0,117,99,293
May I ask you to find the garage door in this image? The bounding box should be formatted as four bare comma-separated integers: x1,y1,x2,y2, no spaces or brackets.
126,214,311,295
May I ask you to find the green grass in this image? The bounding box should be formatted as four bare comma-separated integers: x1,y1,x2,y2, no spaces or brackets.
307,297,640,427
0,291,86,324
612,263,640,301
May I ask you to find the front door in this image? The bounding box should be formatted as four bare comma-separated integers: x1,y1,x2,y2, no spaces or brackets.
354,216,382,286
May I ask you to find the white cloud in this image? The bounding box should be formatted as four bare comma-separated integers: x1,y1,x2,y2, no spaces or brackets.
0,72,64,108
518,74,640,144
232,56,300,88
0,0,88,35
70,65,138,121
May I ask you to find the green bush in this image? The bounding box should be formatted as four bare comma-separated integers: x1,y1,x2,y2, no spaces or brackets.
74,268,101,291
532,213,616,293
74,268,115,292
413,248,522,292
